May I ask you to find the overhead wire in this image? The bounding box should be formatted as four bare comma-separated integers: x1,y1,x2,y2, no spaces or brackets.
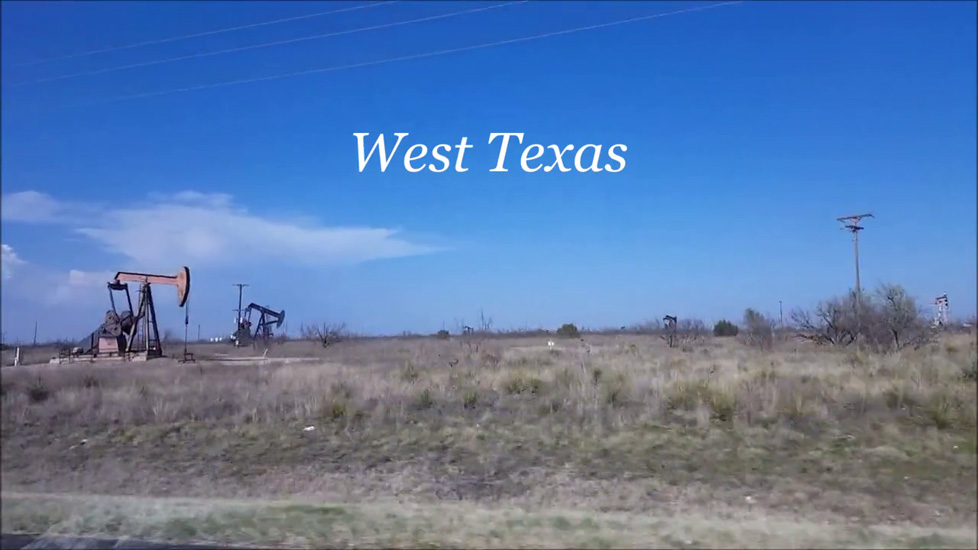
8,1,528,87
10,1,397,68
28,1,742,113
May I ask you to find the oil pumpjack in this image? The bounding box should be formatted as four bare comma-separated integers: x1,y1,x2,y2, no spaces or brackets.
232,303,285,348
55,267,191,363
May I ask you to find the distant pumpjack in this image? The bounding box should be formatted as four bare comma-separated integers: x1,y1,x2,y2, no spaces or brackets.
233,303,285,348
662,315,678,349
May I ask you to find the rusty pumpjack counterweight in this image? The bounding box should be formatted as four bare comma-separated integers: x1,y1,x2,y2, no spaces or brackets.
61,267,190,362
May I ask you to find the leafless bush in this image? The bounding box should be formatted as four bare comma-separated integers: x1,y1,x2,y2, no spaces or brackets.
497,327,552,337
870,283,935,350
635,318,663,333
302,322,347,349
791,293,857,347
675,318,707,347
740,309,775,350
791,284,934,353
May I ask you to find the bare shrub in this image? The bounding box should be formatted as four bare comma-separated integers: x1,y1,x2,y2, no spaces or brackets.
870,283,934,351
302,322,347,349
26,377,50,403
629,318,663,334
675,318,708,348
791,294,857,347
792,284,934,353
741,308,775,350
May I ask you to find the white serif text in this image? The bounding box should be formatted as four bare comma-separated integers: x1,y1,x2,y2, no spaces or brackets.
353,132,627,173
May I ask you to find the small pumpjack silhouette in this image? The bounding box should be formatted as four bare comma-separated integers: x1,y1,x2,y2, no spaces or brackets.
233,303,285,348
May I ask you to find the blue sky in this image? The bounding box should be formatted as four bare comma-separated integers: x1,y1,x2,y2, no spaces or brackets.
1,0,975,342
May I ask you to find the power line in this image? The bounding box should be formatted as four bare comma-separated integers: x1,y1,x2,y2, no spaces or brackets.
10,1,397,68
9,1,527,87
36,1,741,112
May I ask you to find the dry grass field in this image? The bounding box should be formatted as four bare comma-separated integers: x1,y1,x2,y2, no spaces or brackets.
1,332,976,548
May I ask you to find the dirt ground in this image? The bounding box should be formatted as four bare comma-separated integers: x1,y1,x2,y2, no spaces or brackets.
2,334,976,548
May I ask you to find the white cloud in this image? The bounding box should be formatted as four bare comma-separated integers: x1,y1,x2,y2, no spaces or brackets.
1,243,27,280
1,190,446,270
49,269,115,305
1,190,70,222
1,243,111,305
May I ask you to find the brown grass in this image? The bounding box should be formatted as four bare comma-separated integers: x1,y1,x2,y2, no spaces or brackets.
2,333,976,548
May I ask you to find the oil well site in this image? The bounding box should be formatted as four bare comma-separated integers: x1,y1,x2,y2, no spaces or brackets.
15,266,290,367
2,0,977,548
1,262,976,549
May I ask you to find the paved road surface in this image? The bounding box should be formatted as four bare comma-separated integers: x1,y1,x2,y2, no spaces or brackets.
0,534,243,549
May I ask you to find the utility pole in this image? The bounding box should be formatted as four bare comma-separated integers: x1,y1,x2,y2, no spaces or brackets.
837,213,874,349
232,283,249,347
232,283,249,324
778,300,784,331
33,321,38,346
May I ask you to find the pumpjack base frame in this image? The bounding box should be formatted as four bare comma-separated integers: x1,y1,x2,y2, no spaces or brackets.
49,351,155,365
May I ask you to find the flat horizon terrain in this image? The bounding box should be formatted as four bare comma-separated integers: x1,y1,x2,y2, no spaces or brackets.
2,333,976,548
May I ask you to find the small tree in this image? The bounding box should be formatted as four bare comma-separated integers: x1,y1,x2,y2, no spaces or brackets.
556,323,580,339
741,308,775,350
791,291,859,347
302,322,347,349
713,319,739,337
435,329,450,340
870,283,933,352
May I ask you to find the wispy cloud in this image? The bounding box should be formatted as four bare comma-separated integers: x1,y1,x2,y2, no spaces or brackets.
1,243,27,280
0,243,112,306
1,190,447,271
1,190,69,223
